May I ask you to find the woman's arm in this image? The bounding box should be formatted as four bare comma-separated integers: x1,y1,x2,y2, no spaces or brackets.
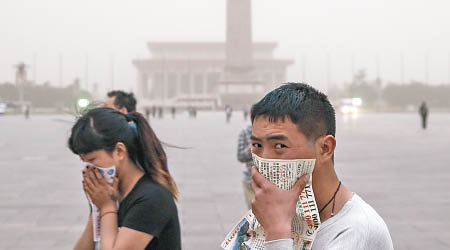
73,216,94,250
98,203,154,249
102,222,153,250
84,167,154,250
74,207,153,250
99,204,118,249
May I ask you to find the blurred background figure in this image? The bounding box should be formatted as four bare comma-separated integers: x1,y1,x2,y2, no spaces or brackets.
225,105,232,123
151,106,157,118
243,107,249,121
171,106,176,119
104,90,136,114
192,107,197,118
419,101,429,129
145,107,150,120
237,123,253,209
24,104,30,119
158,106,163,118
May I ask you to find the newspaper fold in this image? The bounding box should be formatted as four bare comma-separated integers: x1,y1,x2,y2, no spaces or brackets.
221,154,320,250
84,164,117,250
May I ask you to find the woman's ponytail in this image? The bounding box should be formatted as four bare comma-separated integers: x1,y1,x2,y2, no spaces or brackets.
126,112,179,201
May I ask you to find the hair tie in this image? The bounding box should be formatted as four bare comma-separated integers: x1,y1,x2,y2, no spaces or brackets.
124,113,137,135
128,122,138,135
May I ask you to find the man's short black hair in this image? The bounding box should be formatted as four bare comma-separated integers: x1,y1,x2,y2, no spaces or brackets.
251,83,336,141
107,90,137,112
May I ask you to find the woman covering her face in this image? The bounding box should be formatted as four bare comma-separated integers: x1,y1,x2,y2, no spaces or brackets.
69,107,181,250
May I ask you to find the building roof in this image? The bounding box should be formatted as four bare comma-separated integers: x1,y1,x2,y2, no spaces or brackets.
147,41,278,52
132,58,294,71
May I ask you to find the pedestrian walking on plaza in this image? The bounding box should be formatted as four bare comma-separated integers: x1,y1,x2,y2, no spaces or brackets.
192,107,197,118
225,105,232,123
187,107,197,119
187,107,192,118
104,90,137,114
70,107,181,250
152,106,157,118
158,107,163,119
243,107,249,121
419,101,428,129
237,124,254,209
145,107,151,121
24,105,30,119
171,107,176,119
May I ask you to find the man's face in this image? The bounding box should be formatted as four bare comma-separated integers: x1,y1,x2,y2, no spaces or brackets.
104,96,118,110
104,96,127,113
250,116,316,160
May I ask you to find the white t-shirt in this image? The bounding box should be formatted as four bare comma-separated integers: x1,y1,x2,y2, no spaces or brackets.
265,193,394,250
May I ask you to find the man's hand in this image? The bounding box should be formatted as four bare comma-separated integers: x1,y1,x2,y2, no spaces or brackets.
250,166,310,241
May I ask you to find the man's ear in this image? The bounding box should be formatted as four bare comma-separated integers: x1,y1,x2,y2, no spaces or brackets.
113,142,128,162
315,135,336,164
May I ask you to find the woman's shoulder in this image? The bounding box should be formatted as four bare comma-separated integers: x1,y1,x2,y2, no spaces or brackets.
133,175,175,203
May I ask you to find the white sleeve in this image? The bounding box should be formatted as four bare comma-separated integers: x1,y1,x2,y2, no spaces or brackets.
264,239,293,250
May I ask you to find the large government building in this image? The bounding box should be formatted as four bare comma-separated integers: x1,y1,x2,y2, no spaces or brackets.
132,42,293,109
132,0,293,109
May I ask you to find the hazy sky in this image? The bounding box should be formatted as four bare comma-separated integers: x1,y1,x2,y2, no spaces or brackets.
1,0,450,95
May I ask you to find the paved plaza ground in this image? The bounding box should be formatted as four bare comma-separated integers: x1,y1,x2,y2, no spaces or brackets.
0,111,449,250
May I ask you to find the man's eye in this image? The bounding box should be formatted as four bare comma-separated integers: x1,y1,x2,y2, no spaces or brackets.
252,143,262,148
275,143,287,149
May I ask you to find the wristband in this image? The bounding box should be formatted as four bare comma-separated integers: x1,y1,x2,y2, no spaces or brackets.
100,211,117,219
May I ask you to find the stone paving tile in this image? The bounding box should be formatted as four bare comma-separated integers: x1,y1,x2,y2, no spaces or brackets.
1,112,449,249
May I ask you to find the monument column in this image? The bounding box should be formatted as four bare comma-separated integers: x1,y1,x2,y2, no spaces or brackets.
219,0,262,108
225,0,253,74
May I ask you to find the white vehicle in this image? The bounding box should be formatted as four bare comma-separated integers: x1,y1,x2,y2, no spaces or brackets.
338,98,362,115
0,103,6,114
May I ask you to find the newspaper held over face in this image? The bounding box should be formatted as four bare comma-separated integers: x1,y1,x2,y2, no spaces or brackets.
221,154,320,250
84,163,117,250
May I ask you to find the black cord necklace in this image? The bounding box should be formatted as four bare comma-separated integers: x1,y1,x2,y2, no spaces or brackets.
319,181,342,217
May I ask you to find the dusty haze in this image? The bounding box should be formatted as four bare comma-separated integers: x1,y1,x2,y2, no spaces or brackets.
1,0,450,95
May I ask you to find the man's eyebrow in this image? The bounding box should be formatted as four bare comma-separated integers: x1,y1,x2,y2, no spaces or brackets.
250,135,261,141
267,134,289,141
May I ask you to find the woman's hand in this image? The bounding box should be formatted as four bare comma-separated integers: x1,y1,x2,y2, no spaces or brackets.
82,166,119,211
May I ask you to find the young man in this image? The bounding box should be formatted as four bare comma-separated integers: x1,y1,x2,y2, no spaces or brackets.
249,83,393,250
104,90,137,114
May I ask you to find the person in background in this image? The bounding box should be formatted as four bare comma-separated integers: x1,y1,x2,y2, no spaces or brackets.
152,106,157,118
145,107,151,121
104,90,137,114
419,101,428,129
237,124,254,209
243,107,249,121
158,107,163,119
225,105,232,123
171,107,176,119
24,104,30,119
